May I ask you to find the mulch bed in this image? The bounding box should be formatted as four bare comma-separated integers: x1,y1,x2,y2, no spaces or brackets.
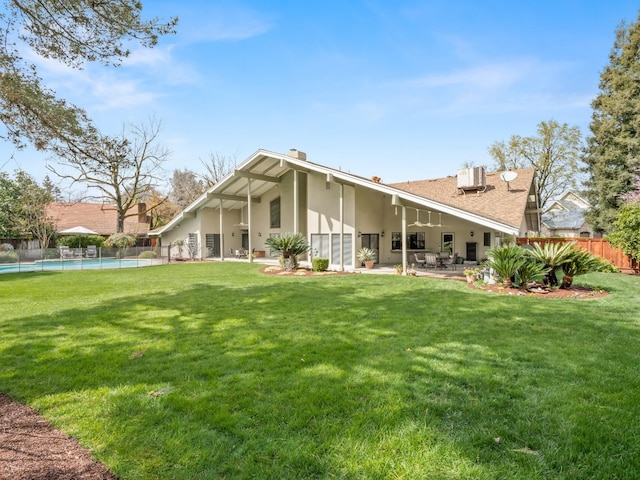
261,266,609,299
0,393,117,480
469,283,609,299
260,265,356,276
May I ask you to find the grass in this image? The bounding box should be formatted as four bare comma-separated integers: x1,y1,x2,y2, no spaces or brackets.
1,262,640,479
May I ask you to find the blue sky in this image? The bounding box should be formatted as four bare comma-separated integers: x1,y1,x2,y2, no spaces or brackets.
2,1,639,188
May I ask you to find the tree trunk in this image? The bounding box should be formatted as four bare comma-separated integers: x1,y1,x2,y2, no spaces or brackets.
117,210,125,233
560,274,573,289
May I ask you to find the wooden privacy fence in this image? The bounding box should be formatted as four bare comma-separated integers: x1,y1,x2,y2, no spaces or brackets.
516,237,636,273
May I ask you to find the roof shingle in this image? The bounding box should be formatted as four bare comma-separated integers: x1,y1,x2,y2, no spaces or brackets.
388,168,536,229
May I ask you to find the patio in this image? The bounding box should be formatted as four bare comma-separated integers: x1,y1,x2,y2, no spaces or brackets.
223,256,467,280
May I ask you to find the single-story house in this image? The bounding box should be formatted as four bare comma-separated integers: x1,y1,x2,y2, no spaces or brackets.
150,149,540,270
540,191,599,238
47,202,151,240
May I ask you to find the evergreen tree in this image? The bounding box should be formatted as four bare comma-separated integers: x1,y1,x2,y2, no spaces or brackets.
0,1,177,152
583,12,640,233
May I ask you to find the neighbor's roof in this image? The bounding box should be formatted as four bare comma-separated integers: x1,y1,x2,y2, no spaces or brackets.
542,209,587,229
388,169,537,230
47,202,150,236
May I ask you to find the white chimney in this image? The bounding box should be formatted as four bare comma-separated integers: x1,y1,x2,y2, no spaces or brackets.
288,149,307,161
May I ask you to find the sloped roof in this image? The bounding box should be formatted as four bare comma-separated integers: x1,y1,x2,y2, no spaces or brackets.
47,202,150,236
542,209,587,229
152,150,537,237
388,169,537,230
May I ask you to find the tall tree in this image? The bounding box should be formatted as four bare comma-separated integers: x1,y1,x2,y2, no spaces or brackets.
0,170,54,246
48,118,169,232
0,171,21,237
200,152,237,188
170,169,203,208
16,172,56,248
488,120,582,209
144,188,178,230
0,1,177,151
583,13,640,233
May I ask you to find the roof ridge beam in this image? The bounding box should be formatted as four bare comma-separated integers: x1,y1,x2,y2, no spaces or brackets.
234,170,281,183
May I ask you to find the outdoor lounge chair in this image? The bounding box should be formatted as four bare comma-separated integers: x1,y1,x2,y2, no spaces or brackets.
60,246,74,259
86,245,97,258
413,253,426,269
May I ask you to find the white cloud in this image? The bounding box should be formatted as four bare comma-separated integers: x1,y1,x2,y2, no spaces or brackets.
408,60,537,90
175,5,273,44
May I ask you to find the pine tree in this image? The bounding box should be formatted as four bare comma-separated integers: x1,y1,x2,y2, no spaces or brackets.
583,12,640,233
0,1,177,152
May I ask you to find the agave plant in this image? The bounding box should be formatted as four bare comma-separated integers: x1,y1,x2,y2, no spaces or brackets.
526,241,575,287
264,233,310,270
485,245,527,288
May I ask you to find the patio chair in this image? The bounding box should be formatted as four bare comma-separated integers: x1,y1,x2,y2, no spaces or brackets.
413,253,426,269
441,253,458,270
60,246,74,259
424,252,438,269
86,245,97,258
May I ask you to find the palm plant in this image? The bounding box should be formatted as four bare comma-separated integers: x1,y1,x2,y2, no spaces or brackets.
485,245,527,288
560,246,610,289
526,241,575,287
264,233,310,270
515,260,551,290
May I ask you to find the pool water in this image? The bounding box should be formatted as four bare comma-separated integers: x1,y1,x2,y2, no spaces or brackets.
0,258,154,274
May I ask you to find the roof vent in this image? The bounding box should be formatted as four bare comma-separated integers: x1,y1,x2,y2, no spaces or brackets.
457,167,486,193
288,149,307,161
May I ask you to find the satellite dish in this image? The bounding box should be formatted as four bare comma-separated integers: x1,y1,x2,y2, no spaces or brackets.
500,171,518,182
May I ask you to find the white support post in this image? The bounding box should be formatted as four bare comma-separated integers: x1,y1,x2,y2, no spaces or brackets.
219,199,224,261
401,205,407,275
247,179,253,263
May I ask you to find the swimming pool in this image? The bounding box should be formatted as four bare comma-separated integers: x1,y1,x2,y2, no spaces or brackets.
0,258,156,274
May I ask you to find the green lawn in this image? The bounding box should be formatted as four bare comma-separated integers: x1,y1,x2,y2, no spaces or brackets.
1,263,639,479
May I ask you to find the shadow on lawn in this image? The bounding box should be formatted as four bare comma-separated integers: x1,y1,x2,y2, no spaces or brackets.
2,265,639,478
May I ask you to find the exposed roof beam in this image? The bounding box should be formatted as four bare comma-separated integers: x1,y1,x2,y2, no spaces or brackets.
207,193,261,203
391,194,407,207
279,158,310,173
234,170,281,183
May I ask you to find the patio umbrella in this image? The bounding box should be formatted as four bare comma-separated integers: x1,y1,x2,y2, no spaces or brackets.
58,226,99,247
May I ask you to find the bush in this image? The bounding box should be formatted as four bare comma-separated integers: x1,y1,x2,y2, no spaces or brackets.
312,257,329,272
139,250,158,259
0,251,19,263
485,245,527,288
57,235,105,248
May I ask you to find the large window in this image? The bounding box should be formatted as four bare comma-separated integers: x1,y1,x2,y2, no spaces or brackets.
391,232,425,250
270,197,281,228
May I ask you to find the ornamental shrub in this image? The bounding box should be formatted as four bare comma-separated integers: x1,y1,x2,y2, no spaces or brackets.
312,257,329,272
0,251,19,263
139,250,158,259
104,233,137,248
57,235,105,248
